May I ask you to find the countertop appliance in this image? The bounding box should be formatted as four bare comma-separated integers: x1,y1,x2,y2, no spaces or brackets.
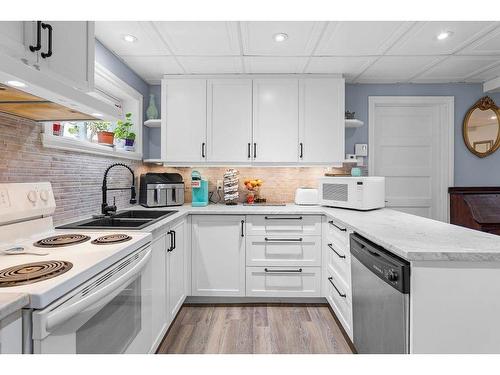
191,170,208,207
350,233,410,354
318,176,385,210
139,172,184,208
0,182,153,354
294,187,319,205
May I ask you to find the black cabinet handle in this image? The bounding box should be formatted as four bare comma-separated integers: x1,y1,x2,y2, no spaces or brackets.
299,142,303,159
29,21,42,52
201,142,206,158
247,143,251,159
265,237,303,242
41,23,53,58
264,268,303,273
328,243,346,259
328,277,346,298
172,230,176,250
328,220,346,232
167,230,174,252
264,216,303,220
253,143,257,159
241,220,245,237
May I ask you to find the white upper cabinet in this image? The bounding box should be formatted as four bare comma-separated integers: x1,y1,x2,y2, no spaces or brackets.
299,78,345,163
252,79,299,163
161,79,207,163
0,21,94,92
0,22,36,63
37,21,95,92
207,79,253,163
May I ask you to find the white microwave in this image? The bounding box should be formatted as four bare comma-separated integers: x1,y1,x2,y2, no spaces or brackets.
318,176,386,210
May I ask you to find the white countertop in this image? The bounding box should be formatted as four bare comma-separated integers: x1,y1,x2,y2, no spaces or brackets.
0,293,29,320
128,203,500,262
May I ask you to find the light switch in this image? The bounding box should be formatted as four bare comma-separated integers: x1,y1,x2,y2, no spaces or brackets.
355,144,368,157
0,188,10,209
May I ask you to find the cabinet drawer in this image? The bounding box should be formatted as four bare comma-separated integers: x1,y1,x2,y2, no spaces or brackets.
246,235,321,266
326,269,352,336
246,215,322,236
246,266,321,297
325,241,350,287
325,217,349,248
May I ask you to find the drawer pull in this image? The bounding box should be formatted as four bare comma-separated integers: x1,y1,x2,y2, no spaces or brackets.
327,243,346,259
328,277,346,298
264,268,303,273
265,216,303,220
328,220,346,232
264,237,303,242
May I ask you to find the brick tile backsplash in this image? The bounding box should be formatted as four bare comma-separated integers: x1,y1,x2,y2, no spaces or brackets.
0,113,147,225
1,112,359,224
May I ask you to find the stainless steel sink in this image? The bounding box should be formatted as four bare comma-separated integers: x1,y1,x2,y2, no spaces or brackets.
57,210,178,230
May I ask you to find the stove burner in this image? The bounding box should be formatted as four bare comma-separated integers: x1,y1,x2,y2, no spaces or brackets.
91,234,132,245
34,234,90,248
0,260,73,287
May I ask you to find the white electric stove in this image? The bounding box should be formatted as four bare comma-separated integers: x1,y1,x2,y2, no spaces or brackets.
0,182,153,354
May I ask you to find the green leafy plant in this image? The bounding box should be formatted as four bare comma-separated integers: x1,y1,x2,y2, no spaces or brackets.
86,121,111,141
114,112,135,140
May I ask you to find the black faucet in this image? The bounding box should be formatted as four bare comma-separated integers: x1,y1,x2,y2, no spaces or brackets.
101,163,137,216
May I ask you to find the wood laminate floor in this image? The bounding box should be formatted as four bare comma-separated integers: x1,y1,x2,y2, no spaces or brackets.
157,304,353,354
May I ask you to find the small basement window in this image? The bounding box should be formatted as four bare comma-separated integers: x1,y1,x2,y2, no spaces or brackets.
41,63,143,160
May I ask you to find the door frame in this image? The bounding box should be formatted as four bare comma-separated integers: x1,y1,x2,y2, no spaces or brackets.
368,96,454,222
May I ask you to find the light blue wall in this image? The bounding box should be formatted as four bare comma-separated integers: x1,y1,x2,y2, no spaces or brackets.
145,82,500,186
94,40,151,155
346,83,500,186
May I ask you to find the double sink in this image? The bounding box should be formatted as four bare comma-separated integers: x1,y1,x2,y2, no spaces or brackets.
57,210,178,230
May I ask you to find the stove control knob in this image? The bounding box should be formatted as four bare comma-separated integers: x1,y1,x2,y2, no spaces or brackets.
40,189,49,202
27,190,38,203
387,271,398,282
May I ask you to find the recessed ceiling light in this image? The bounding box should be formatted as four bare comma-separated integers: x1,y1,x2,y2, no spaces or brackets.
436,31,453,41
123,34,138,43
6,80,27,88
92,113,103,118
273,33,288,42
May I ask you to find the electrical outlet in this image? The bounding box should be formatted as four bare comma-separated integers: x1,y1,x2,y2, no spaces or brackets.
216,180,223,191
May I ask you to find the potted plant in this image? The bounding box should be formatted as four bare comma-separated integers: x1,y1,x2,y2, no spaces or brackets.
87,121,113,146
114,112,136,151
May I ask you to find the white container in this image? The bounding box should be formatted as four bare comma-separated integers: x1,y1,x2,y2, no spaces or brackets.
294,187,319,205
318,176,385,210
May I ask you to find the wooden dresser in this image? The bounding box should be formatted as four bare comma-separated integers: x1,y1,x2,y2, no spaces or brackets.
449,187,500,235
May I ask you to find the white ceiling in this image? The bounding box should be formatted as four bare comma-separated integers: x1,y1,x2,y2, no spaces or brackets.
95,21,500,85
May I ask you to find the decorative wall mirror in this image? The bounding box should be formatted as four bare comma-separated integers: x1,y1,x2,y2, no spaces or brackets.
463,96,500,158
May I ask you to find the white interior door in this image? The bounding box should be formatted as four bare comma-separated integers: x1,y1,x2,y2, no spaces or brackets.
369,96,454,222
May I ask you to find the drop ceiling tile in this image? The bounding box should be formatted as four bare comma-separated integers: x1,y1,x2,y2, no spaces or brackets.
315,21,413,56
305,56,376,80
95,21,169,56
241,21,325,56
177,56,243,74
122,56,184,82
412,56,500,83
458,25,500,55
243,56,308,73
387,21,497,55
356,56,444,83
152,21,240,56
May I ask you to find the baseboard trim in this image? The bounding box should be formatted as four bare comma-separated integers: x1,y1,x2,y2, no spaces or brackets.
185,296,328,305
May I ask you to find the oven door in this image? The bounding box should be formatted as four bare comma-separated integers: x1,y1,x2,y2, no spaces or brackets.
31,245,153,354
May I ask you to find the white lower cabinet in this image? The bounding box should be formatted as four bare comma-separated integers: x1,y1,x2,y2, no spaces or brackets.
166,219,187,323
326,269,352,338
191,215,246,296
0,310,22,354
151,233,168,350
246,266,321,297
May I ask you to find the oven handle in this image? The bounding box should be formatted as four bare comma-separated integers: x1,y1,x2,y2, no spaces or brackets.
44,248,151,332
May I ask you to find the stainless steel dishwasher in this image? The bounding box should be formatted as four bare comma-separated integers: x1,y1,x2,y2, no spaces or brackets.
350,233,411,354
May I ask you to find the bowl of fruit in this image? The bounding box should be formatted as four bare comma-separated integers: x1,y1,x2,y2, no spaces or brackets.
244,179,265,204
